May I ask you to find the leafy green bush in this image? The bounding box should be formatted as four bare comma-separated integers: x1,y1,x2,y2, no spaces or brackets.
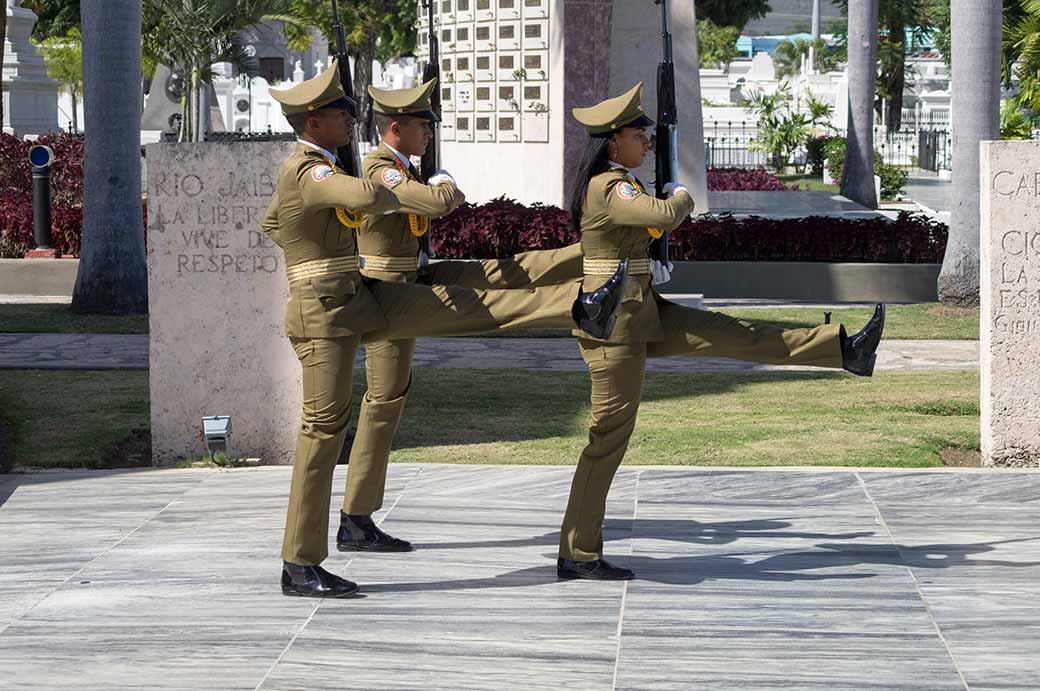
806,135,837,176
822,137,908,199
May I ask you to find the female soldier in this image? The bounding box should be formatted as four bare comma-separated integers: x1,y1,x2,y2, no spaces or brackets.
557,83,885,581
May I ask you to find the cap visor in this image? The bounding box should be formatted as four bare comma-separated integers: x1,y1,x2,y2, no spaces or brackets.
411,109,440,123
318,96,358,118
626,113,656,128
589,113,657,137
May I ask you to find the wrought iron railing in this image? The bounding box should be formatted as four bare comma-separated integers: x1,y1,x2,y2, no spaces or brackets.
703,119,952,172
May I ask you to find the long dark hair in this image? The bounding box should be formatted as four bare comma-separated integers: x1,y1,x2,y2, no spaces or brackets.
569,136,612,232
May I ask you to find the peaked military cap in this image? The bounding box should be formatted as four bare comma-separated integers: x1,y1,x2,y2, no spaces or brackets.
368,79,440,122
270,59,357,117
572,82,655,137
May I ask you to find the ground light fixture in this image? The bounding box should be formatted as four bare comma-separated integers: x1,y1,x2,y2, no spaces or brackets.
202,415,232,460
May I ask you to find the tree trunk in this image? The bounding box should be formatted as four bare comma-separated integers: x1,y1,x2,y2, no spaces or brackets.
71,92,78,133
179,88,190,143
0,8,7,132
886,16,905,133
72,0,148,315
938,0,1002,306
353,38,377,143
192,68,202,143
840,0,880,209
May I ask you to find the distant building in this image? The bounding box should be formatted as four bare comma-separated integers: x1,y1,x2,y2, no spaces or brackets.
743,0,844,36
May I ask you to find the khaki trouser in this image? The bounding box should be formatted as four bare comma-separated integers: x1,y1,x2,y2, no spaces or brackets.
344,244,585,515
558,300,845,562
284,254,583,566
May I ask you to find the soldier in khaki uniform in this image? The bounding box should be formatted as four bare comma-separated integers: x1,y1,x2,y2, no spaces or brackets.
556,83,887,581
262,63,620,597
338,80,584,552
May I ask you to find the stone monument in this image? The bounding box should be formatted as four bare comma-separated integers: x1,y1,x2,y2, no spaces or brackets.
980,140,1040,467
2,0,59,136
147,142,300,464
417,0,708,209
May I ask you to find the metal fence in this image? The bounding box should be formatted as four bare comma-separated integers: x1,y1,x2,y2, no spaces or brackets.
703,120,952,173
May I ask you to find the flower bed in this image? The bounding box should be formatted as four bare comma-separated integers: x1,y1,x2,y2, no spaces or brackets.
431,198,947,263
706,167,793,191
0,133,84,257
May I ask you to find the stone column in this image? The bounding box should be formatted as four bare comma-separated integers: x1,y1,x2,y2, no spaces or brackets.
608,0,707,212
3,0,58,136
980,140,1040,467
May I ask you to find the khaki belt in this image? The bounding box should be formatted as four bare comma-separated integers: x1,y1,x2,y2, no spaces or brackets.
285,255,360,284
583,257,651,276
360,254,419,272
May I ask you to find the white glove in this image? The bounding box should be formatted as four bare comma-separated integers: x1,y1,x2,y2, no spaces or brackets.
661,182,688,198
428,169,456,186
418,250,430,268
650,259,674,286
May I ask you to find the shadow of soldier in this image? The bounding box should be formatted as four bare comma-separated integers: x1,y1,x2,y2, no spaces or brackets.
362,533,1040,594
410,516,878,552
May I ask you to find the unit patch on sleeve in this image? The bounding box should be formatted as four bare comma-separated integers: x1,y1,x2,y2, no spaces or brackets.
381,168,405,187
310,164,335,182
615,180,642,200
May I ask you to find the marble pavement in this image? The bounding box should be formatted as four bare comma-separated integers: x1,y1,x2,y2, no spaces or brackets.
1,464,1039,690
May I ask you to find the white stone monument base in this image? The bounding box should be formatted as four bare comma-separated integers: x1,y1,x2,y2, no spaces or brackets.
980,140,1040,467
147,142,301,464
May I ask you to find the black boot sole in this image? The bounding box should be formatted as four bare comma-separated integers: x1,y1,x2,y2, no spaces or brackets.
336,542,414,553
846,353,877,377
557,569,635,581
281,584,361,598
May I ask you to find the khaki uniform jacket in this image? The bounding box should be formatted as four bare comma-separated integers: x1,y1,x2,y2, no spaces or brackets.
261,144,400,338
575,167,695,344
357,143,464,283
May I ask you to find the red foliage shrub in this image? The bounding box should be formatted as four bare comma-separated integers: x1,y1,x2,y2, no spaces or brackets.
0,132,85,257
432,196,579,258
669,211,947,263
706,167,792,192
433,199,947,263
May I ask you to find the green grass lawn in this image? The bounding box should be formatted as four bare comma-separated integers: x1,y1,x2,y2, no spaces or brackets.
0,368,978,470
0,303,977,340
777,174,839,194
0,370,150,470
724,303,978,341
0,304,148,334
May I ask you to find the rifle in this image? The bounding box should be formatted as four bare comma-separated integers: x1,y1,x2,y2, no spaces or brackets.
650,0,677,265
418,0,441,258
330,0,362,178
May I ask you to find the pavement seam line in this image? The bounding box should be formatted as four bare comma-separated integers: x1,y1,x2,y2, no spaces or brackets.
855,472,972,691
0,470,214,638
611,468,642,690
254,464,424,691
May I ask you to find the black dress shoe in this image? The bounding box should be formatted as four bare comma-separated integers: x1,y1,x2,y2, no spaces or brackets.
337,512,413,553
572,259,628,340
557,557,635,581
841,303,886,377
281,562,360,598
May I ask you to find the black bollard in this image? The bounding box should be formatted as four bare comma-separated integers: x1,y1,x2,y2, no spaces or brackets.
29,144,55,251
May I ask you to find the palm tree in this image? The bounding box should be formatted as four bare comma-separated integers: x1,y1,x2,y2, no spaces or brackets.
1,7,7,132
142,0,304,141
280,0,417,142
71,1,148,314
1003,0,1040,110
840,0,880,209
937,0,1003,307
